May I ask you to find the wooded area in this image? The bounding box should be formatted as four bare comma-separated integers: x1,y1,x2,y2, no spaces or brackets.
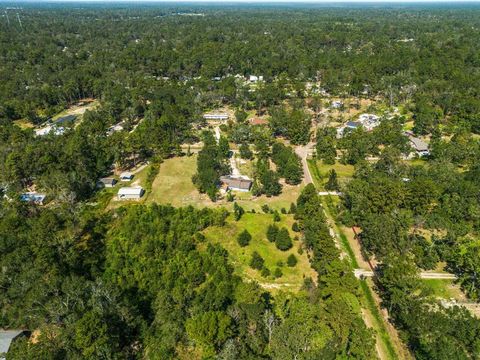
1,2,480,359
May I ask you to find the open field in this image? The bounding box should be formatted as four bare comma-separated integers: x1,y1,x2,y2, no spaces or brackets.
147,154,303,212
308,159,355,190
203,213,315,293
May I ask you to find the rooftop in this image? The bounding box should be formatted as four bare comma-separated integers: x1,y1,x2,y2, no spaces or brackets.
118,186,143,196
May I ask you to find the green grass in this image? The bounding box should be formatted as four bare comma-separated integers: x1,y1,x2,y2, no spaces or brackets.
203,213,316,292
423,279,464,300
308,159,354,190
147,155,199,207
360,280,398,360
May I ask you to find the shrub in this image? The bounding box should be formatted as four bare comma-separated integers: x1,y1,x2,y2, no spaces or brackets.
273,211,281,222
261,204,270,213
274,268,283,279
287,254,298,267
275,228,292,251
292,222,299,232
266,224,279,242
261,267,271,277
237,229,251,247
250,251,264,270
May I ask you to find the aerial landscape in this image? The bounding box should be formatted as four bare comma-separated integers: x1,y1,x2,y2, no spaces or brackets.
1,1,480,359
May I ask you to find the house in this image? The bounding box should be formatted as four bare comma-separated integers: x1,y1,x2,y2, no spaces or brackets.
19,192,46,205
408,136,430,157
1,330,29,359
220,176,253,192
98,177,117,188
203,113,229,121
117,186,144,200
119,172,134,181
358,113,381,131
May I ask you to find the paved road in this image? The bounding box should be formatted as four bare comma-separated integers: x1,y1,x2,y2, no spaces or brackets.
354,269,457,280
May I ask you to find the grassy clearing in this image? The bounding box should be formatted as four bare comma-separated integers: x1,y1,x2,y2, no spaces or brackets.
308,159,354,190
203,213,315,293
423,279,465,301
147,155,199,207
106,164,152,209
146,154,302,212
360,280,399,360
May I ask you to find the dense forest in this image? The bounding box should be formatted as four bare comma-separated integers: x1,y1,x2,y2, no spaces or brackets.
1,2,480,359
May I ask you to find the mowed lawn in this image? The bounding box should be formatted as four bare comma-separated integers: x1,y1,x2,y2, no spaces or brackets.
147,155,201,207
203,213,316,293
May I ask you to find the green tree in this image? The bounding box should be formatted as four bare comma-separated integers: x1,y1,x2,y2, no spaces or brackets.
287,254,298,267
325,169,339,191
275,228,292,251
237,229,252,247
249,251,265,270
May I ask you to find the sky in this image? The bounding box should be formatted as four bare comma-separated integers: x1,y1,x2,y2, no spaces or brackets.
8,0,480,2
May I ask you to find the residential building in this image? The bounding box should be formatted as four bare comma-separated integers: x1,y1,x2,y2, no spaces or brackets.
220,176,253,192
408,136,430,157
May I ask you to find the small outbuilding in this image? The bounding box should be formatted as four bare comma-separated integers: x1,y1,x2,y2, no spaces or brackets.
220,176,253,192
119,172,134,181
117,186,144,200
98,177,117,188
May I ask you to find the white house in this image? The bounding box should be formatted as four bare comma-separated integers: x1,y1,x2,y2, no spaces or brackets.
220,176,253,192
117,186,144,200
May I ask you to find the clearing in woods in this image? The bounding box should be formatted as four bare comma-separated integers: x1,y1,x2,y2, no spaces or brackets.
202,212,316,293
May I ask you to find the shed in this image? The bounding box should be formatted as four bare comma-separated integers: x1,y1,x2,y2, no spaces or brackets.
119,172,134,181
117,187,144,200
220,176,252,192
98,177,117,188
1,330,28,359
